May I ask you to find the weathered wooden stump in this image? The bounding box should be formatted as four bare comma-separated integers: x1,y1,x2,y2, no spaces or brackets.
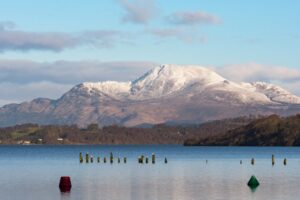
110,152,114,164
79,152,83,163
272,154,275,165
152,153,155,164
85,153,89,163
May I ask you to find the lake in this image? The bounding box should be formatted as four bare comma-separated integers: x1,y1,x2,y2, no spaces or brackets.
0,145,300,200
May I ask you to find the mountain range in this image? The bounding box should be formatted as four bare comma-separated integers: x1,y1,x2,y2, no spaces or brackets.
1,64,300,127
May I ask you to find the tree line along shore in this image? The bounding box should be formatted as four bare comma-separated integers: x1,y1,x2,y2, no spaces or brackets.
0,114,299,146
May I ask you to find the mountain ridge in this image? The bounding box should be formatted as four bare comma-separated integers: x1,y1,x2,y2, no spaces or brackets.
1,64,300,127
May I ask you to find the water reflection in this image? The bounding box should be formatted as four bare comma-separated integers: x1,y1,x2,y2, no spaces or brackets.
1,146,300,200
60,192,71,200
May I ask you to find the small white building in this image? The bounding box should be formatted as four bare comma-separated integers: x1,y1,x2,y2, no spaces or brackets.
23,141,31,145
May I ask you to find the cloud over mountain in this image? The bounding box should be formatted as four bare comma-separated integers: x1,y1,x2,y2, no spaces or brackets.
166,11,221,26
0,23,127,52
1,59,300,107
0,64,299,128
0,21,15,30
117,0,158,24
216,63,300,95
0,59,156,105
145,28,207,43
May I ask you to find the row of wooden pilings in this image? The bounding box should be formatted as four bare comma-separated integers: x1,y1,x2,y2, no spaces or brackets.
137,154,168,164
79,152,286,165
79,152,127,164
247,154,287,166
79,152,168,164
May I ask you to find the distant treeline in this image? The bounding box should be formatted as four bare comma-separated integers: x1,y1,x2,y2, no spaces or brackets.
3,114,299,145
185,114,300,146
0,116,254,145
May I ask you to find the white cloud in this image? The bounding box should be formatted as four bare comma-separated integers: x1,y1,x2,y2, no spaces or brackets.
279,81,300,96
0,21,15,30
0,59,157,106
166,11,221,26
0,59,156,84
145,28,207,43
117,0,158,24
0,82,73,105
1,60,299,106
216,63,300,95
0,25,127,52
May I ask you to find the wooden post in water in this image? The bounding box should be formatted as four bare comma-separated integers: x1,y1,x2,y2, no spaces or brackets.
104,157,107,163
251,158,255,165
110,152,114,164
272,154,275,166
138,155,144,164
283,158,287,165
145,157,149,164
164,157,168,164
90,155,94,163
124,157,127,163
118,157,120,163
79,152,83,163
97,156,100,163
86,153,89,163
152,153,155,164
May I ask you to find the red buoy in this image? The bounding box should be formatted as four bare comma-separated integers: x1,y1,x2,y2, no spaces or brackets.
59,176,72,192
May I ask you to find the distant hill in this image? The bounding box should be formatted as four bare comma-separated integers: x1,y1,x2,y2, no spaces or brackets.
0,116,255,145
1,64,300,127
2,114,300,145
184,114,300,146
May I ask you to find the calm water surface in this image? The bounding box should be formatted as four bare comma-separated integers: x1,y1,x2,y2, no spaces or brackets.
0,145,300,200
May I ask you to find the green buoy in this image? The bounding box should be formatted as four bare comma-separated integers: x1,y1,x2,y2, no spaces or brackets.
247,175,260,188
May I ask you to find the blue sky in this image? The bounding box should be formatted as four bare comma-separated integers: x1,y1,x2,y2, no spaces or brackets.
0,0,299,105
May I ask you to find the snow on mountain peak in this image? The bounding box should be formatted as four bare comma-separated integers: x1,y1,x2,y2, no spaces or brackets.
130,64,225,97
250,81,300,104
133,64,225,84
69,81,131,99
81,81,131,94
65,64,300,105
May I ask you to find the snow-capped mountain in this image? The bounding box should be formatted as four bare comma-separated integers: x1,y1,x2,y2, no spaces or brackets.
1,64,300,127
67,64,300,105
130,64,226,99
249,82,300,104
